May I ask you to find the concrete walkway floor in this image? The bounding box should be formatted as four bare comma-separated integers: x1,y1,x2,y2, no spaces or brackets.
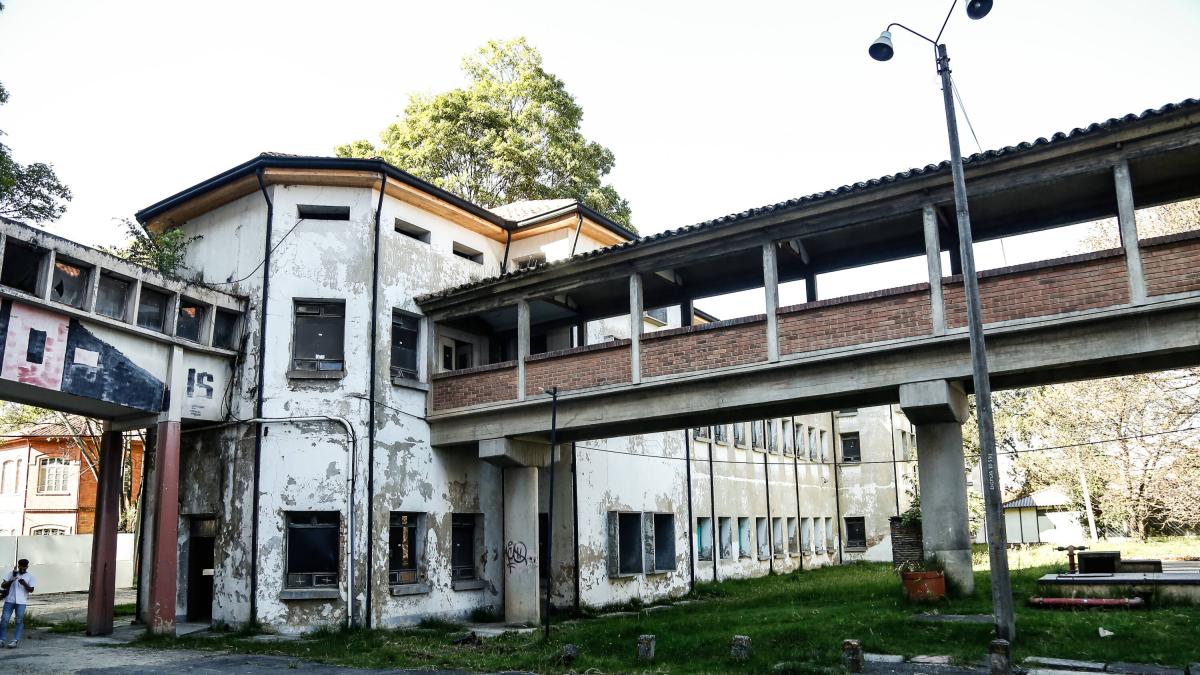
23,588,138,623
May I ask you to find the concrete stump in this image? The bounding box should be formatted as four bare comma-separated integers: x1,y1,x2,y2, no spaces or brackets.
731,635,752,661
637,634,656,661
559,644,579,666
842,639,864,673
990,639,1011,675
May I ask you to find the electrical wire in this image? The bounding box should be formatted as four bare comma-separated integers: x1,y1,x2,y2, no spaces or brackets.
202,217,307,286
950,75,984,155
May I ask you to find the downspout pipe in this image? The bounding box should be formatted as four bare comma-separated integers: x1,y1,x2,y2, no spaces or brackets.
249,168,274,626
889,406,901,516
764,446,773,574
569,213,585,257
707,428,718,582
830,412,844,565
683,431,695,592
570,442,580,613
500,229,513,273
791,416,802,571
363,171,387,628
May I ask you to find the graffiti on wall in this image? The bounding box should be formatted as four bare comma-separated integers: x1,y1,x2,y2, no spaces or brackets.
0,299,165,412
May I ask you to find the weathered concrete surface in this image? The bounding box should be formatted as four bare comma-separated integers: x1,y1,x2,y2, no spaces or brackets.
502,466,539,625
910,419,973,595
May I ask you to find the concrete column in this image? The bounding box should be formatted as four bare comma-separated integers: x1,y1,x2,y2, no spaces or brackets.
899,380,973,594
922,205,946,335
680,298,694,327
629,274,643,384
503,466,540,626
763,243,780,362
85,423,124,636
149,346,185,634
517,300,530,400
1114,160,1146,304
804,270,817,303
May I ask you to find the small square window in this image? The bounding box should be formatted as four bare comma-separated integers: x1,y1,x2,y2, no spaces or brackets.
136,286,170,332
394,218,431,243
713,424,728,445
96,274,130,321
692,427,711,441
176,298,206,343
452,242,483,264
50,259,89,308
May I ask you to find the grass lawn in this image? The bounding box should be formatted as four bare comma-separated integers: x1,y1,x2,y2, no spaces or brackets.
133,539,1199,674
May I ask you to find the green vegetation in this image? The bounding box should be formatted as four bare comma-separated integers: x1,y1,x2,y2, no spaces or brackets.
132,543,1199,673
46,619,87,634
113,602,137,617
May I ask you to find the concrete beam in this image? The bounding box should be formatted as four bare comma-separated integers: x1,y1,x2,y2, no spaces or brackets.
479,437,550,468
899,380,968,424
1114,160,1146,304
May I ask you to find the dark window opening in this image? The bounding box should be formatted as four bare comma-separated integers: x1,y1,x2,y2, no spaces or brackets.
96,274,130,320
692,427,710,441
766,420,778,453
841,432,861,463
136,286,170,332
176,298,205,343
285,512,339,588
213,309,239,349
653,513,676,571
844,516,867,549
298,205,351,221
452,242,483,264
394,218,430,243
1,240,43,295
293,301,345,372
713,424,728,444
733,423,746,448
718,517,733,559
441,338,474,371
391,311,420,380
388,512,422,585
751,420,765,449
617,512,642,575
451,514,477,580
50,259,89,308
697,517,713,561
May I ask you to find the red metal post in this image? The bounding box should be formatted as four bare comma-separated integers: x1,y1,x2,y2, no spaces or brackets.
148,420,181,634
85,423,124,636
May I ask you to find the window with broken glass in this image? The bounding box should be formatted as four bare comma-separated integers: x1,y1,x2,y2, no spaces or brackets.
176,297,206,343
733,422,747,448
692,427,710,441
96,274,130,320
50,259,89,309
751,420,765,450
451,513,477,580
136,286,170,332
213,309,240,349
391,311,420,381
285,512,339,588
841,432,861,463
292,301,345,372
388,512,423,585
844,516,866,549
713,424,728,445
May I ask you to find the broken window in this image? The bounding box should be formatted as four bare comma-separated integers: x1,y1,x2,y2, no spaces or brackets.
795,424,806,457
826,517,837,551
391,311,420,381
606,511,643,576
96,274,130,321
841,432,861,463
696,517,713,561
751,421,765,450
50,259,89,308
176,297,206,343
37,456,69,494
213,309,240,349
808,428,819,461
766,420,778,453
0,239,43,295
787,517,798,554
394,218,430,243
451,513,478,581
772,518,784,556
388,512,423,585
692,427,710,441
801,518,812,553
820,430,830,462
452,241,483,264
844,517,866,550
733,423,746,448
718,517,733,560
756,517,769,559
136,286,170,332
285,512,339,588
782,419,793,455
737,517,751,559
653,513,676,572
292,301,345,372
713,424,728,445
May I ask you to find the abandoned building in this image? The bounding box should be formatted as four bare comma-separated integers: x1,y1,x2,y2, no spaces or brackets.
0,98,1198,635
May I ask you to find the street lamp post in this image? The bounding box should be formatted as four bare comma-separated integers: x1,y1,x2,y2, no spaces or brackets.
869,0,1016,642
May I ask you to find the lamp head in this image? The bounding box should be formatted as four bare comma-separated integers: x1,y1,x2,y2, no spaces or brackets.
965,0,993,20
868,30,894,61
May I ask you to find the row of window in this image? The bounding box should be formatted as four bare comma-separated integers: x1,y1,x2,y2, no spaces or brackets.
606,512,677,577
0,238,240,348
693,423,864,463
695,515,868,560
0,457,71,495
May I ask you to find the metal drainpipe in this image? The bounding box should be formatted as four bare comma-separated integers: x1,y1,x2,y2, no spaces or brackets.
569,213,584,257
363,171,386,629
500,229,513,273
889,406,901,516
830,412,843,565
791,416,802,571
707,427,718,582
570,442,580,613
683,430,695,592
764,441,773,574
249,168,274,626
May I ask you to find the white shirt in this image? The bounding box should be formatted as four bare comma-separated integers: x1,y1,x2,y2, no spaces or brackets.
4,570,35,605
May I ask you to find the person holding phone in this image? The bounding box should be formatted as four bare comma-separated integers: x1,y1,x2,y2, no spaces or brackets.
0,558,36,648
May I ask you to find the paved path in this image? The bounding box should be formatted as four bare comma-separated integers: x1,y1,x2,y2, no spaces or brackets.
24,588,138,623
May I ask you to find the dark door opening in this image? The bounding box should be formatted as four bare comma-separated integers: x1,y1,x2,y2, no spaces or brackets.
187,517,216,622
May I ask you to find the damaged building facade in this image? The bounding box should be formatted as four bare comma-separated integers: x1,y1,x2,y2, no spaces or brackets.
130,155,916,632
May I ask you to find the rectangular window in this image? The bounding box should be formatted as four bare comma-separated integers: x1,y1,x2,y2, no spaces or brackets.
213,309,240,349
292,301,345,372
718,517,733,560
713,424,728,445
388,512,423,585
607,511,643,576
37,456,70,494
826,517,836,551
756,517,770,559
50,259,89,308
96,274,130,320
692,427,710,441
841,432,861,463
136,286,170,332
787,517,798,554
298,204,350,220
452,242,483,264
285,512,339,588
808,428,819,461
820,430,830,462
751,420,765,450
176,298,206,343
653,513,676,572
391,311,420,380
772,518,784,555
801,517,812,553
440,337,475,371
815,516,826,553
766,420,778,453
844,516,866,549
696,517,713,561
782,419,793,455
795,424,806,457
451,513,478,580
394,218,431,243
733,423,747,448
737,517,751,559
0,240,42,295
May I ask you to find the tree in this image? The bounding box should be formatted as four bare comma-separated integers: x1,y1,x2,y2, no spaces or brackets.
0,4,72,225
103,218,200,276
337,38,633,229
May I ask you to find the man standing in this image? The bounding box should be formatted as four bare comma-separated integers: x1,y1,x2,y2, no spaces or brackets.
0,559,36,648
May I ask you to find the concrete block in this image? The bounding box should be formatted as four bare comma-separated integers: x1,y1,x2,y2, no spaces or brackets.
731,635,752,662
842,639,864,673
899,380,968,423
1025,657,1106,672
865,654,905,663
479,437,549,467
1107,663,1185,675
559,644,579,666
637,634,656,661
911,655,952,664
990,638,1011,675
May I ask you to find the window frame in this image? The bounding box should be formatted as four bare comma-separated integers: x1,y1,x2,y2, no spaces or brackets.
290,300,347,377
175,297,207,343
388,511,426,588
135,285,171,333
283,511,340,590
390,310,422,383
840,432,862,463
36,456,70,495
607,510,645,577
95,272,132,322
713,424,728,445
394,218,431,243
718,516,733,560
696,516,714,561
49,256,91,309
844,516,867,550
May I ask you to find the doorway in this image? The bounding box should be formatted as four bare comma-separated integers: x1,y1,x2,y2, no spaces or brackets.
186,516,216,622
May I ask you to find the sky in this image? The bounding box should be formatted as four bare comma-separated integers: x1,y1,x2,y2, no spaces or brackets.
2,0,1198,314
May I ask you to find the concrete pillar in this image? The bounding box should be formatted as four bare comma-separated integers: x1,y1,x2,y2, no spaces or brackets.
899,380,974,595
763,242,780,362
149,346,185,634
86,423,124,636
629,274,643,384
680,298,694,327
517,300,530,400
503,466,540,626
1114,159,1146,304
922,205,946,335
804,270,817,303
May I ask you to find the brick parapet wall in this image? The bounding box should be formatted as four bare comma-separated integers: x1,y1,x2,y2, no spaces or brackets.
641,316,767,379
1140,229,1200,297
525,341,631,395
778,286,932,356
430,361,517,411
890,517,923,567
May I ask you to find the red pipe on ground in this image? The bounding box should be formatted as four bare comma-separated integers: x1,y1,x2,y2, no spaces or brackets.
1028,596,1145,608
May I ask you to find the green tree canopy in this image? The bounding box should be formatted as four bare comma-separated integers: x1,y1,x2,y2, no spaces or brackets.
337,38,633,230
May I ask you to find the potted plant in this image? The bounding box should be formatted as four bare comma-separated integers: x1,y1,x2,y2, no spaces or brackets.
897,557,946,601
